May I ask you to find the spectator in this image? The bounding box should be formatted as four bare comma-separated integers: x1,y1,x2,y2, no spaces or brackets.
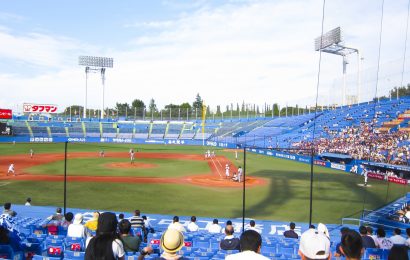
138,229,187,260
390,228,406,245
375,228,393,249
317,223,330,239
25,198,31,206
298,228,330,260
2,203,16,217
46,207,64,222
84,212,100,232
61,212,74,229
119,219,141,253
388,245,409,260
67,213,88,239
207,219,222,234
245,220,260,234
130,210,145,230
220,225,240,250
168,216,186,233
118,213,124,221
226,230,269,260
142,215,154,234
366,226,378,245
283,222,298,239
0,225,22,252
339,230,363,260
187,216,198,232
85,212,125,260
405,228,410,247
359,226,376,248
334,227,350,258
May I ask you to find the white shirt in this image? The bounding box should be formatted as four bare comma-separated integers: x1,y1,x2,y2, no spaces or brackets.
405,237,410,247
187,222,199,232
226,251,269,260
67,223,87,238
245,226,261,234
375,237,393,249
8,165,14,171
207,223,222,233
25,202,31,206
390,235,406,245
405,211,410,219
168,222,186,233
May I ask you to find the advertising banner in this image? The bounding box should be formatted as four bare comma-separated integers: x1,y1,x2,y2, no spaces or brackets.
23,103,58,113
0,109,12,119
388,176,408,185
368,172,385,181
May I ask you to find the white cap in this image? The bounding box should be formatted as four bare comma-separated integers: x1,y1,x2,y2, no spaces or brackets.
299,229,330,259
317,223,330,239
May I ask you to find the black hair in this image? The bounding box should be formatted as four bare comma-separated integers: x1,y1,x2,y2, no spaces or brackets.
394,228,401,235
173,216,179,222
366,226,373,234
341,230,363,259
4,203,11,210
226,220,232,225
388,245,409,260
250,220,255,227
141,215,146,220
85,212,119,260
56,208,62,213
340,227,350,235
65,212,74,222
191,216,196,222
290,222,295,229
376,228,386,238
225,225,234,235
359,226,367,235
26,198,31,202
134,210,140,216
240,230,262,252
213,219,218,224
118,219,131,235
119,213,124,220
0,226,10,244
406,228,410,237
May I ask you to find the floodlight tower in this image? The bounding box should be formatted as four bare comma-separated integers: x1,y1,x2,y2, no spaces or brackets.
314,27,361,106
78,56,114,119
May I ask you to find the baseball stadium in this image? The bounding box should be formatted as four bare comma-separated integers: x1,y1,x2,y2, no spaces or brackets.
2,1,410,260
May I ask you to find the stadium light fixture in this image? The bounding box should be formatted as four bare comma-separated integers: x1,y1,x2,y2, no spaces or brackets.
78,56,114,119
314,27,360,106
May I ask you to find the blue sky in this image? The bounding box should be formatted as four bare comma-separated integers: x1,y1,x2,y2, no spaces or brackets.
1,0,410,112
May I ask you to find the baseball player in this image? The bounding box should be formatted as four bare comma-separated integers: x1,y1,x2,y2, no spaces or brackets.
7,164,15,176
364,169,368,186
211,151,215,158
237,166,243,182
235,150,238,160
207,150,211,159
225,164,230,179
129,149,135,164
99,149,105,158
30,149,34,159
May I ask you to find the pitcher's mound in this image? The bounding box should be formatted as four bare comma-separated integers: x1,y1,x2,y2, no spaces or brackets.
105,162,157,169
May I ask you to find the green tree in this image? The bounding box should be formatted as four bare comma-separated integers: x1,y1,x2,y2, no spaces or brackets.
180,102,191,109
192,93,203,109
131,99,145,109
273,103,279,116
115,102,131,116
216,105,221,116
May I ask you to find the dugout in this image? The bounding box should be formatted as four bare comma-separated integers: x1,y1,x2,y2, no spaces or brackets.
362,161,410,180
318,152,353,164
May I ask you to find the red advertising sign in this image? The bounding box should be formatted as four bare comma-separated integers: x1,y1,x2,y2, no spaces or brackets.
388,176,408,185
367,172,384,181
0,109,12,119
23,103,58,113
314,160,326,166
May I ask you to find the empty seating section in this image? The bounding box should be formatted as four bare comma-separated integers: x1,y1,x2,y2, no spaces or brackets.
101,123,116,138
150,122,167,138
85,122,101,138
166,123,184,139
117,122,134,138
134,122,150,139
67,123,84,138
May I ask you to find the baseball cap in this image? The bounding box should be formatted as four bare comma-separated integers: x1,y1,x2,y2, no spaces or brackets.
161,229,184,253
299,229,330,259
73,213,83,225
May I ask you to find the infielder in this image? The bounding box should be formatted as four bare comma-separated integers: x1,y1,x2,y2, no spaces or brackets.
235,150,238,160
225,164,230,179
99,150,105,158
30,149,34,159
237,166,243,182
129,149,135,164
364,169,368,186
7,164,15,176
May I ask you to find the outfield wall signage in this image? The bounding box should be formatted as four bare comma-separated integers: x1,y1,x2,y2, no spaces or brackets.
368,172,385,181
0,109,12,119
23,103,58,113
388,176,408,185
330,163,346,171
314,160,326,166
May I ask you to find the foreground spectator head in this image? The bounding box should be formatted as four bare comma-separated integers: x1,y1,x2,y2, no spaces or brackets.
376,228,386,238
160,229,184,256
388,245,409,260
97,212,118,234
290,222,296,230
4,203,11,210
119,213,124,220
64,212,74,222
225,225,234,235
226,220,232,225
250,220,256,227
299,229,330,260
73,213,83,225
406,228,410,237
366,226,373,235
173,216,179,223
190,216,196,222
118,219,131,235
213,219,218,224
340,230,363,260
134,210,140,216
56,208,62,214
393,228,401,236
359,226,367,235
239,230,262,252
318,223,329,239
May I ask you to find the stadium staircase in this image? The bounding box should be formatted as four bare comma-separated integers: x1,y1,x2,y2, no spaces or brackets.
81,122,86,137
25,121,33,137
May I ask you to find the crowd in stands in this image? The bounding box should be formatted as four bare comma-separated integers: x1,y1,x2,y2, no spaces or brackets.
293,121,410,165
2,202,410,259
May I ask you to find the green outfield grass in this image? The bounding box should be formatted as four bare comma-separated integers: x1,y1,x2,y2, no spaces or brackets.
0,142,409,223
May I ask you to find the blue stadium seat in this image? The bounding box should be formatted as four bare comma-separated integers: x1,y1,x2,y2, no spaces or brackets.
363,248,388,259
63,250,85,259
0,245,14,259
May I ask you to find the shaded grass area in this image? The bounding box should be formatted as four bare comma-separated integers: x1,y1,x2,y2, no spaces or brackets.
26,157,210,178
0,143,408,223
